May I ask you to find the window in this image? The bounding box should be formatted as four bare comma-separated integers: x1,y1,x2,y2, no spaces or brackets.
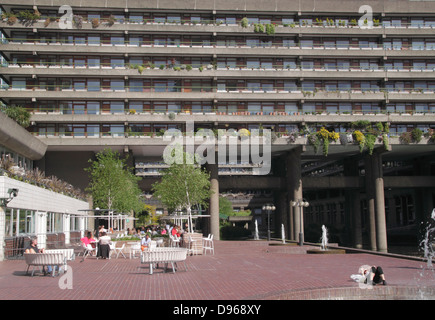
12,78,26,90
302,102,315,113
339,102,352,113
111,79,124,91
301,60,314,70
109,124,124,137
247,59,260,69
129,15,143,24
411,19,424,28
300,39,313,48
129,80,143,92
87,79,100,91
111,58,124,68
285,103,298,114
88,57,100,67
111,36,124,45
412,39,425,50
110,101,124,113
87,102,100,114
129,101,143,113
302,81,315,91
284,81,297,91
88,35,100,45
129,36,141,46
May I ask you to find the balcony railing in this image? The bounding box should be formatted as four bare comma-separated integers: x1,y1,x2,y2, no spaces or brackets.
3,61,435,73
3,84,435,96
2,37,435,52
3,15,435,30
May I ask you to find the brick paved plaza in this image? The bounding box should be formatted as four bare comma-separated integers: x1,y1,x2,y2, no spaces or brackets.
1,240,435,302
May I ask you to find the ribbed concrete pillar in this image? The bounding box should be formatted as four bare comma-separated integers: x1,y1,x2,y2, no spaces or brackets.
364,155,377,251
344,157,362,249
365,152,388,253
286,147,303,242
372,153,388,253
207,162,220,240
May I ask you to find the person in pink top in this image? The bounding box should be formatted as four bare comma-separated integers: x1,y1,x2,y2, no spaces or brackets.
81,231,95,246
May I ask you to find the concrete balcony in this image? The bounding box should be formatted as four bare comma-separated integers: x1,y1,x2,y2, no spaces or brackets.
4,19,435,37
4,41,435,58
3,65,435,81
1,0,434,15
29,112,435,125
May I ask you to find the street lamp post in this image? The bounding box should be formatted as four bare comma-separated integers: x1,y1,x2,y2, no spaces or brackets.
291,199,309,246
262,204,276,241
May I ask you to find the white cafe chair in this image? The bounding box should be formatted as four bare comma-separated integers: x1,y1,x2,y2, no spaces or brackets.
203,234,214,255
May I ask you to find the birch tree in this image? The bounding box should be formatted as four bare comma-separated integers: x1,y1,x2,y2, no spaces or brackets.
85,148,143,214
152,150,211,233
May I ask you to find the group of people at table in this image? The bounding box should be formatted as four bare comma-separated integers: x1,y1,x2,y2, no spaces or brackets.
80,224,186,259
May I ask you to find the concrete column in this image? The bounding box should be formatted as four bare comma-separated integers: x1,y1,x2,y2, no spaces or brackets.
207,162,220,240
364,155,377,251
0,206,5,261
365,152,388,253
35,211,47,249
373,153,388,253
64,213,71,245
344,157,362,249
286,147,303,242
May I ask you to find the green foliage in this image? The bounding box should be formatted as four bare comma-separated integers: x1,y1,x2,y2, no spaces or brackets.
240,17,249,28
0,104,31,127
219,197,233,216
411,128,423,143
152,147,211,213
365,134,377,155
84,148,143,213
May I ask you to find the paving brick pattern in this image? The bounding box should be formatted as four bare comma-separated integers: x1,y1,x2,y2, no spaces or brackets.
1,240,434,300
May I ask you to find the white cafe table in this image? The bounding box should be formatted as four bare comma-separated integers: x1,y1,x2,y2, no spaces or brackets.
127,241,141,259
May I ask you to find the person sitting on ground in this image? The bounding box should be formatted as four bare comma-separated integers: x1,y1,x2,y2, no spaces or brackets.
25,236,57,276
352,264,387,285
97,232,111,259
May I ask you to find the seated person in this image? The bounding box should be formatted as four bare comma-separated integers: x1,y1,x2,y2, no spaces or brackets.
141,234,152,250
97,232,111,259
81,231,95,246
25,237,56,276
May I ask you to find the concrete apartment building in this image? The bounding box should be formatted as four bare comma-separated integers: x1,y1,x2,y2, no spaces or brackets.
1,0,435,253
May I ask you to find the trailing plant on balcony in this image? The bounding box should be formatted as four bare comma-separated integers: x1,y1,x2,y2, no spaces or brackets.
73,15,83,29
91,18,100,28
16,10,40,26
365,133,377,155
399,132,412,144
44,17,56,27
0,104,31,128
2,12,17,25
316,127,339,156
106,15,116,26
240,17,249,28
0,158,87,201
353,130,366,152
308,133,321,154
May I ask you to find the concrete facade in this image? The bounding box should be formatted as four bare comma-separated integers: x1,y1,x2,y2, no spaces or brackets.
0,0,434,252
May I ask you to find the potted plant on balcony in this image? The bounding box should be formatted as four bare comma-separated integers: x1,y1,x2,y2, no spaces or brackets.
91,18,100,28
